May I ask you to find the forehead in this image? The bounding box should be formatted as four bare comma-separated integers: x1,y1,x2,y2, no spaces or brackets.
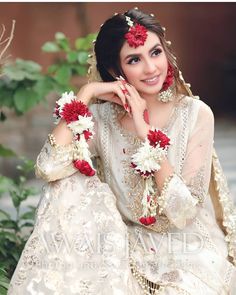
120,31,161,59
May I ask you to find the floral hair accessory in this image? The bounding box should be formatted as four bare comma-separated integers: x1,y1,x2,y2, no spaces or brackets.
161,63,174,91
124,16,148,48
131,128,171,226
53,91,95,177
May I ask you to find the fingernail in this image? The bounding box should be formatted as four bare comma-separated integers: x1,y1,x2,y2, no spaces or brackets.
124,103,130,113
119,76,128,84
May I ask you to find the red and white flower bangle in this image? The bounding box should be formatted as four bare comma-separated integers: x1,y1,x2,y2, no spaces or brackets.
131,128,171,226
53,91,95,177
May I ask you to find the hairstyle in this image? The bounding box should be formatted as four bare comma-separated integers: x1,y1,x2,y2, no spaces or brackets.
94,8,191,96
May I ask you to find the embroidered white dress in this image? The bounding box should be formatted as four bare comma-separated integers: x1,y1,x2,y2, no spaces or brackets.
8,96,236,294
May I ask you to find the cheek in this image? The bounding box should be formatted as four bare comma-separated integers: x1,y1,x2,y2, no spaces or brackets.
122,66,139,82
162,56,169,75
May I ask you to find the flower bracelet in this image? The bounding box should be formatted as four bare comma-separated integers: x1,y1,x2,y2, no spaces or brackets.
53,91,95,177
130,128,171,226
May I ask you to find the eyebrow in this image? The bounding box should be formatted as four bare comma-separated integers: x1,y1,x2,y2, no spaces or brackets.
124,43,162,60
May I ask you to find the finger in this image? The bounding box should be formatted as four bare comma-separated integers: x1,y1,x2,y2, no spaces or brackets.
110,95,123,106
116,83,132,113
116,85,127,104
123,83,138,100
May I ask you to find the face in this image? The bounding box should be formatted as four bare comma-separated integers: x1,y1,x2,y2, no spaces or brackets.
120,31,168,98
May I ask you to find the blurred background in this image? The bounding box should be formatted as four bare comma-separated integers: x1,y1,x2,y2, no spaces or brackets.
0,1,236,196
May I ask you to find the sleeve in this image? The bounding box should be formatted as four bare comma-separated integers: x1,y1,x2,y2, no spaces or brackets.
34,103,99,182
159,102,214,229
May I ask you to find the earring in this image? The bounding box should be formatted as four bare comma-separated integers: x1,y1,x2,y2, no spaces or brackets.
157,64,175,103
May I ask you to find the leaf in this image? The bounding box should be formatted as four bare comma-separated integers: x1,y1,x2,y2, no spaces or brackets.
75,37,87,50
17,157,35,174
0,220,17,230
55,32,66,40
0,286,8,295
0,175,15,198
13,87,39,113
42,42,60,52
11,249,21,262
47,64,59,74
20,210,35,220
77,51,89,65
54,65,71,85
0,88,15,108
0,245,7,257
33,76,54,100
66,51,78,63
0,210,11,221
74,65,87,76
75,33,97,51
3,59,42,81
10,191,21,208
85,33,98,47
0,145,16,157
57,38,70,52
3,66,25,81
20,222,34,228
15,59,42,73
0,231,19,243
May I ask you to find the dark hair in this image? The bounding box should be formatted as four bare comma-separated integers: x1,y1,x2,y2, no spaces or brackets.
95,9,177,81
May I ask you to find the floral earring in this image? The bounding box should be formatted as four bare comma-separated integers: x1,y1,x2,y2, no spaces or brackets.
157,63,175,103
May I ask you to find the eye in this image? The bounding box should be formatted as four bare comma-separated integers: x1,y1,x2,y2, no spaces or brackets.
152,48,162,56
127,56,140,65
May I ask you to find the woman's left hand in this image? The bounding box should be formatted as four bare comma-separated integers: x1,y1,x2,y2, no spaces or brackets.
122,83,150,140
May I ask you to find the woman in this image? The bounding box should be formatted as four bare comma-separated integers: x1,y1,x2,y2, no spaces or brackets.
8,8,236,295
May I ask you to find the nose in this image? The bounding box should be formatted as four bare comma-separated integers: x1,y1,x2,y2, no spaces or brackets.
143,57,156,74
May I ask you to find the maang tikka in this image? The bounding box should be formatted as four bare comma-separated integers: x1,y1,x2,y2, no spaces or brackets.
124,16,148,48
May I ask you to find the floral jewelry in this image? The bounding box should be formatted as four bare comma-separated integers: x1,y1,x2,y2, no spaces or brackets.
124,16,147,48
131,128,171,225
158,64,175,103
53,91,96,177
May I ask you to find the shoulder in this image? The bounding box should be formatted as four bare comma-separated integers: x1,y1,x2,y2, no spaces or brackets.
180,95,214,122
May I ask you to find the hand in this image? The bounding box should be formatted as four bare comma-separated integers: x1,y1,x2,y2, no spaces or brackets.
123,83,150,140
76,81,127,108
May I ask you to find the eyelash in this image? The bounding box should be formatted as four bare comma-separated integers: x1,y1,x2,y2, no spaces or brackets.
127,48,162,65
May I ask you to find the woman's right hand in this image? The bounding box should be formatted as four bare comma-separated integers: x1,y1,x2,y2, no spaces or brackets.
76,81,127,107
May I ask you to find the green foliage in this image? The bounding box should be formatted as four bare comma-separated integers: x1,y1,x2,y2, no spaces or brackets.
0,145,16,158
0,31,97,120
0,268,10,295
0,157,38,281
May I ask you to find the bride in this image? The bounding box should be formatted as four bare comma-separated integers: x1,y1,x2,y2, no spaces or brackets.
8,8,236,294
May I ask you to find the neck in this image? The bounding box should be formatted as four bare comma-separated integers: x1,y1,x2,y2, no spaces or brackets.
141,92,174,109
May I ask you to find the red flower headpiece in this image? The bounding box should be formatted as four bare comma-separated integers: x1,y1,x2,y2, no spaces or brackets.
124,16,147,48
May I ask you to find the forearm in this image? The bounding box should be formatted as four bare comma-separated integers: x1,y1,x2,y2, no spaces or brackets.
154,157,174,191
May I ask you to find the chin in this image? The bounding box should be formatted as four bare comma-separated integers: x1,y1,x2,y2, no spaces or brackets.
138,85,163,96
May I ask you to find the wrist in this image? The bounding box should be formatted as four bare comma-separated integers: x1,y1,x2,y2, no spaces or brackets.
137,123,150,141
76,84,93,105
